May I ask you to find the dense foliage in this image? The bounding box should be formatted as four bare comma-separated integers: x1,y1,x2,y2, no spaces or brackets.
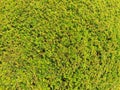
0,0,120,90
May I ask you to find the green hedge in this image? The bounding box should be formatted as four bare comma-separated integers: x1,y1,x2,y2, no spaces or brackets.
0,0,120,90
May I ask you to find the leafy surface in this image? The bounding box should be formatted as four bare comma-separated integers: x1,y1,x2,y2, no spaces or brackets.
0,0,120,90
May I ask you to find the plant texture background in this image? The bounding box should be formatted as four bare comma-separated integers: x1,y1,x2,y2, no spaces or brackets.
0,0,120,90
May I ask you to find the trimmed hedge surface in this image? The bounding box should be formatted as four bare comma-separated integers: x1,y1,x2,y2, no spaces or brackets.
0,0,120,90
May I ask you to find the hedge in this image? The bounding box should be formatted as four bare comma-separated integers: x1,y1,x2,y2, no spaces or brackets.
0,0,120,90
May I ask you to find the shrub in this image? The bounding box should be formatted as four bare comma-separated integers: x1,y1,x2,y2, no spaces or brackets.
0,0,120,90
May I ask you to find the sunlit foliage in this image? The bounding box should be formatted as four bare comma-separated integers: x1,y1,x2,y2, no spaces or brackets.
0,0,120,90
